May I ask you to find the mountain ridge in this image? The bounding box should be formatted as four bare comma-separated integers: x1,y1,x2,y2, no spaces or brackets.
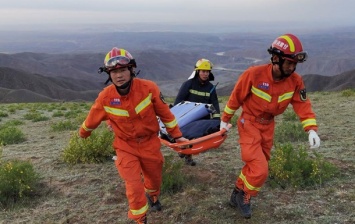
1,66,354,103
1,29,355,102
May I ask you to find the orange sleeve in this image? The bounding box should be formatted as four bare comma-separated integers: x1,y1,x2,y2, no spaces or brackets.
150,82,182,139
79,93,109,138
291,77,318,132
222,69,253,122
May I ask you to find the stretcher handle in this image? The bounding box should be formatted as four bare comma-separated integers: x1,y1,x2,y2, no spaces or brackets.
161,124,232,148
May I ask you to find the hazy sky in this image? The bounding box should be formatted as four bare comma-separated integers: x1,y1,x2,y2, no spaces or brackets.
0,0,354,29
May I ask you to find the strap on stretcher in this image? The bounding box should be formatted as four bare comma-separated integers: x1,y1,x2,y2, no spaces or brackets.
160,124,232,155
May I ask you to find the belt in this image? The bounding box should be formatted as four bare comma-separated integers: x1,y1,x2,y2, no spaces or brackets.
123,135,153,143
242,113,274,125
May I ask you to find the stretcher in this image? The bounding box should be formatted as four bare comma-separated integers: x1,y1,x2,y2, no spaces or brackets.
158,101,232,155
159,101,214,133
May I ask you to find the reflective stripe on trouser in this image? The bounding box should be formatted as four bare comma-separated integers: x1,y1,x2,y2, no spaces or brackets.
236,116,275,196
114,136,163,221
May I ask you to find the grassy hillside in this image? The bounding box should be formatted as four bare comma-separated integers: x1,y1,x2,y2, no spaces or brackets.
0,91,354,224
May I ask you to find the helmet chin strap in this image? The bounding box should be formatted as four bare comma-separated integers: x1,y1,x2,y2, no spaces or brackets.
114,69,136,95
271,55,295,79
116,79,132,89
114,78,132,96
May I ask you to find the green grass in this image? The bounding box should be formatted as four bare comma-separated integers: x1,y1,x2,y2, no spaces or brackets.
0,92,354,224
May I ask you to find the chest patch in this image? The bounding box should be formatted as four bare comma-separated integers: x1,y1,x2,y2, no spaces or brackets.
110,98,121,105
257,82,270,90
300,89,307,101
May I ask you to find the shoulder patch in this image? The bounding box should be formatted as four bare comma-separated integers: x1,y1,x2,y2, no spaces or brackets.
300,88,307,101
160,92,167,104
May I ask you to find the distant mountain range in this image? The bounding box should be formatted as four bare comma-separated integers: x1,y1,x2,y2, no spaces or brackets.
1,27,355,76
1,28,355,102
0,67,99,103
1,66,354,103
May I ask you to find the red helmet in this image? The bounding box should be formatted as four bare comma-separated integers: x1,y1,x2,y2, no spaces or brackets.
267,34,308,63
104,47,137,72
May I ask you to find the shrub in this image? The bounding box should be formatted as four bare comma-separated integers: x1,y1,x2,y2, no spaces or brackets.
0,160,40,206
50,120,78,132
46,103,57,112
0,143,2,158
0,127,26,145
161,155,187,194
7,103,25,113
269,143,338,189
230,115,238,127
274,121,307,143
2,119,24,127
8,107,16,113
62,127,115,164
23,112,49,122
341,89,355,97
74,113,89,126
64,110,81,119
32,115,49,122
0,111,8,117
52,111,64,117
282,108,298,122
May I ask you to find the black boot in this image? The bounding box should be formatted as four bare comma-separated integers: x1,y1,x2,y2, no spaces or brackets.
136,214,147,224
230,188,252,219
184,155,196,166
178,153,186,158
146,193,162,212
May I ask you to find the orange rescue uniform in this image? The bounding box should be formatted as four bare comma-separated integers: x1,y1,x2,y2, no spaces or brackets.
221,64,317,196
79,78,182,221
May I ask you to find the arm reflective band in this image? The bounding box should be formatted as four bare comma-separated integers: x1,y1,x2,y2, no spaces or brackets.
164,119,178,128
224,105,236,115
302,118,317,129
82,122,94,131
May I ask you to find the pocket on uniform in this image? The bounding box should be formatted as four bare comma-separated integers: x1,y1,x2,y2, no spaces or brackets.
115,156,141,181
115,156,123,169
238,134,254,145
239,134,257,162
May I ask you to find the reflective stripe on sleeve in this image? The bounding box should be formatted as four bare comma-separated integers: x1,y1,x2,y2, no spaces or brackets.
224,105,235,115
163,119,178,128
82,122,94,131
302,118,317,129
